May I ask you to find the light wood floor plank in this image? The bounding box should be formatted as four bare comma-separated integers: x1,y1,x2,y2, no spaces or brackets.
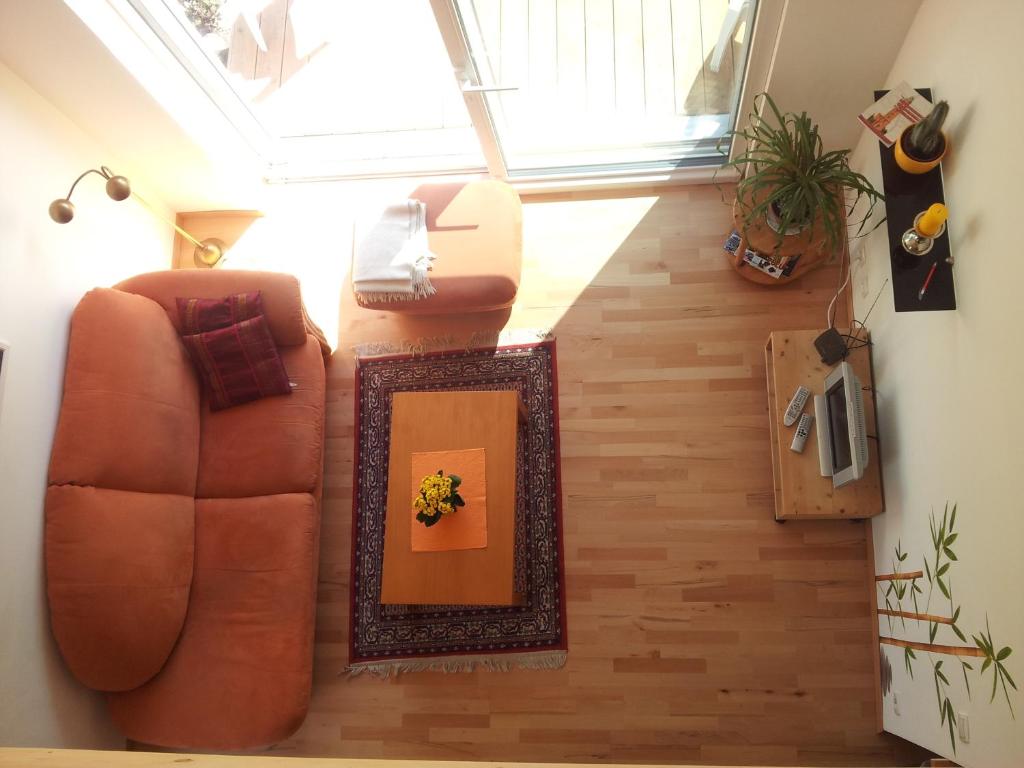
671,0,705,114
612,0,646,112
528,0,559,111
556,0,588,112
584,0,616,113
500,0,530,110
699,0,734,114
642,0,676,116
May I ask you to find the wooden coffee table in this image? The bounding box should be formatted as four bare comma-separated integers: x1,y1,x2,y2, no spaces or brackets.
381,390,525,605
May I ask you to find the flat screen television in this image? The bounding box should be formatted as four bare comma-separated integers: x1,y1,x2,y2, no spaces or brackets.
814,361,869,488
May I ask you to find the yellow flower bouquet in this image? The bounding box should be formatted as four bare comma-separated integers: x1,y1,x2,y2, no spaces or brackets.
413,470,466,527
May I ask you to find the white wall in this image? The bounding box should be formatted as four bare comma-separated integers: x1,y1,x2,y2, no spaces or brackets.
0,60,173,747
849,2,1024,766
763,0,922,150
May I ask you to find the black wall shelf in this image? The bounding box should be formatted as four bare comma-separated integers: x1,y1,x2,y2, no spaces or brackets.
874,88,956,312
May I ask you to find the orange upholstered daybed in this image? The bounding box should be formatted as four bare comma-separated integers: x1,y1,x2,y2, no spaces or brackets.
44,270,327,749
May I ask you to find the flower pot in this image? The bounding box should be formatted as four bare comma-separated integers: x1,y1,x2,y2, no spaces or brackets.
765,200,812,236
894,127,948,174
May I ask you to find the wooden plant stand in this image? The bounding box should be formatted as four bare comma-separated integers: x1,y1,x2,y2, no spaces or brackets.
726,187,842,286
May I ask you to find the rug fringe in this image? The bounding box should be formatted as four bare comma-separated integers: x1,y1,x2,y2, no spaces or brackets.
352,334,456,359
354,280,436,304
465,327,554,351
344,650,567,679
353,328,553,360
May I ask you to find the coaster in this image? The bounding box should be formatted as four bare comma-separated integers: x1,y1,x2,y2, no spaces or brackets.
410,448,487,552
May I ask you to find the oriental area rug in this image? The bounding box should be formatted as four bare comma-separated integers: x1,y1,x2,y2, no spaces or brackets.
348,341,567,676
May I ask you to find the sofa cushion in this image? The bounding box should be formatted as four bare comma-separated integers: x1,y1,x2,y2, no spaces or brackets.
45,485,194,691
197,336,325,498
48,288,200,497
177,291,263,334
181,314,292,411
107,493,319,749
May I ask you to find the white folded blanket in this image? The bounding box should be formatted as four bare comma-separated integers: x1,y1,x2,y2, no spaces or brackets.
353,200,437,302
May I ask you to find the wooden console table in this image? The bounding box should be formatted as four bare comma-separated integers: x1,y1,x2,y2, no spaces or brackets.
765,330,884,520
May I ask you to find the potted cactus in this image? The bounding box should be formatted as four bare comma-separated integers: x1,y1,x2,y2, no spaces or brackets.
894,100,949,174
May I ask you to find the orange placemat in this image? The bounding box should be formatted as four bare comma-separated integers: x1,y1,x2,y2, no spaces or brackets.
410,448,487,552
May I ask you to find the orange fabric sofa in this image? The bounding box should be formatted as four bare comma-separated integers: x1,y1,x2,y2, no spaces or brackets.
45,270,327,749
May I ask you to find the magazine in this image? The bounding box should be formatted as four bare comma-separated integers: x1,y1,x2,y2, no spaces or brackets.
858,82,933,147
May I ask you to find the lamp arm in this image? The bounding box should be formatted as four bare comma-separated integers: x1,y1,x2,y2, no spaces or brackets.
131,190,204,250
50,164,223,267
64,168,108,201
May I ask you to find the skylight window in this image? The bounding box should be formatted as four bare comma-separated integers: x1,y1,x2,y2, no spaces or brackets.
115,0,759,180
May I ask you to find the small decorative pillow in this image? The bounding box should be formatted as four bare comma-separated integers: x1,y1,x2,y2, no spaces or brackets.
176,291,263,335
180,314,291,411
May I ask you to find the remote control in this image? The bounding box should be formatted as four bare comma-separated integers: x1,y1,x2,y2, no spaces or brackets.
790,412,814,453
783,385,811,426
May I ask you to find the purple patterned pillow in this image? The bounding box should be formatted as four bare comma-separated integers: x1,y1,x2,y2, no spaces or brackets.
176,291,263,335
180,314,291,411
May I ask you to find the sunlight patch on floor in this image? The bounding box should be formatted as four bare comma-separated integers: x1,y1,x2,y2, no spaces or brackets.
513,194,659,331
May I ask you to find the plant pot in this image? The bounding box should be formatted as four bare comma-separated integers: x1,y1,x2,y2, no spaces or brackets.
765,200,812,236
894,127,948,174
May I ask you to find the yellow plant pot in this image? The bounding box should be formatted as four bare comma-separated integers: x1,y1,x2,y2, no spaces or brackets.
894,128,948,174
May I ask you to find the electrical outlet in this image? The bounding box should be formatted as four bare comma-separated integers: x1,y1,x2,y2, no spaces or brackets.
958,712,970,743
851,243,871,299
893,690,900,716
850,241,866,266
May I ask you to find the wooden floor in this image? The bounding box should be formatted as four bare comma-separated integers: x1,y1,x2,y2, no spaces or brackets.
282,185,921,765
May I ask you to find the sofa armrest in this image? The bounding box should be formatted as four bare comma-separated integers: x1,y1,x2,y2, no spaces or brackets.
115,271,328,356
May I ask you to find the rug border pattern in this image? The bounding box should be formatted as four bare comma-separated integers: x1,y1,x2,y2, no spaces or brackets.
347,340,568,665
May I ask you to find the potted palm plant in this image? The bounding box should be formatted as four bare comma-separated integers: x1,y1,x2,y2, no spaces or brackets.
718,94,885,281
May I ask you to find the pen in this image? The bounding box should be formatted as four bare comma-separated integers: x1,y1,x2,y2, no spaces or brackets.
918,261,938,301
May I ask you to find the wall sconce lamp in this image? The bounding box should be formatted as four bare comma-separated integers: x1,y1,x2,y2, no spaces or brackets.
49,166,225,267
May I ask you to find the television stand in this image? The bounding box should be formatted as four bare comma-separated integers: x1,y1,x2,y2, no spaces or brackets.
765,330,884,521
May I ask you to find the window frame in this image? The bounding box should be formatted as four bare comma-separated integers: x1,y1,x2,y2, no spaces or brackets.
122,0,276,160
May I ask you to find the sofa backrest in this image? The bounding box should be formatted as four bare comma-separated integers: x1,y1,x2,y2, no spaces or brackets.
49,288,201,494
115,270,310,349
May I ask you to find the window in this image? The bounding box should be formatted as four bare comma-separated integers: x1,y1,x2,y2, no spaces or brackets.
115,0,759,180
449,0,757,176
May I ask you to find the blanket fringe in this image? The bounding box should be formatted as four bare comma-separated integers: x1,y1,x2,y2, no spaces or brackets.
353,328,554,361
354,280,436,304
344,650,567,680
